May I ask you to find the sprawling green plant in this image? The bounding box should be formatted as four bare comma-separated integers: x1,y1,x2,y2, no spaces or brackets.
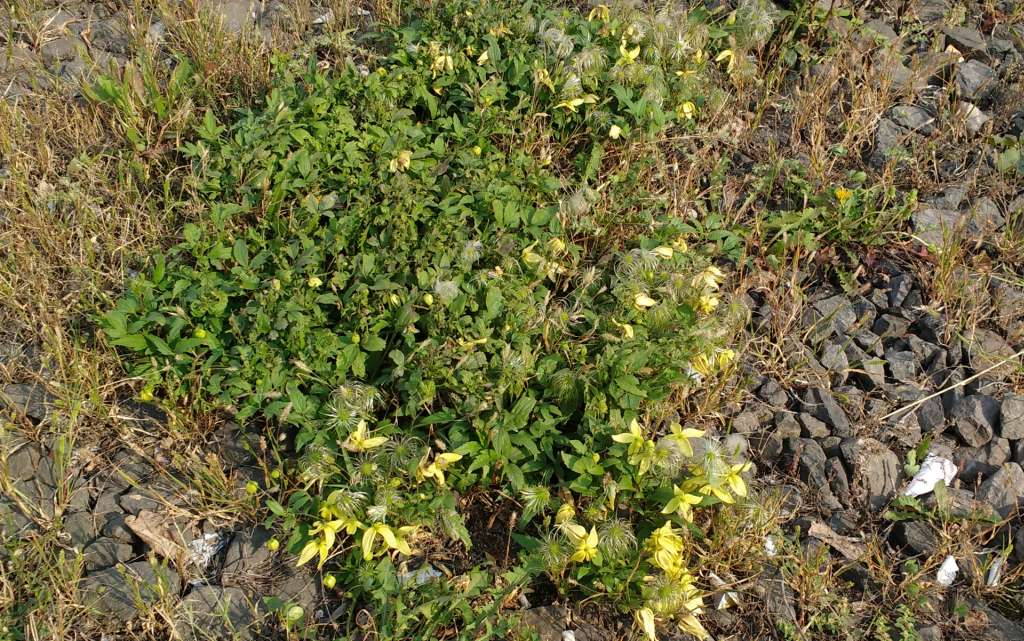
98,0,778,637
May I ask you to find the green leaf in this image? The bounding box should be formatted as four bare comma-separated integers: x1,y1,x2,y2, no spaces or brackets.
112,335,149,351
233,239,249,268
613,375,647,398
361,335,387,352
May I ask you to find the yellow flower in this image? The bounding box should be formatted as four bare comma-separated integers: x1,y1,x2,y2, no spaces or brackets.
416,451,463,486
612,418,646,457
715,48,736,73
555,502,576,524
555,98,586,112
633,293,657,310
430,54,453,77
566,524,600,562
547,238,567,254
611,318,634,340
677,615,708,640
341,420,388,452
636,608,658,641
652,246,673,259
477,50,489,65
618,37,640,65
307,276,322,288
609,124,622,139
661,485,703,522
835,187,853,204
521,241,545,267
715,348,735,369
361,523,416,560
696,294,719,314
724,461,752,498
678,101,696,119
389,150,412,172
588,5,609,21
689,353,712,378
666,422,704,457
691,266,723,291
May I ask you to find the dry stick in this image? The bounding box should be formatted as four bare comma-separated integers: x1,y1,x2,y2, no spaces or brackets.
878,346,1024,424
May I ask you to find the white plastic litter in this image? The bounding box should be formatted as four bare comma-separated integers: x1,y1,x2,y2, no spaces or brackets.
936,556,959,586
188,532,228,568
708,572,741,610
903,454,957,498
987,557,1004,587
518,594,530,609
312,9,333,24
765,536,778,556
561,632,576,641
398,565,444,585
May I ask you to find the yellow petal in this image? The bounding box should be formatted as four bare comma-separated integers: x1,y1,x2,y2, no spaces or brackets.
612,433,636,444
652,246,673,259
564,523,588,545
439,453,463,463
634,293,656,309
297,540,320,567
477,50,489,65
636,608,657,641
361,527,378,560
609,124,622,139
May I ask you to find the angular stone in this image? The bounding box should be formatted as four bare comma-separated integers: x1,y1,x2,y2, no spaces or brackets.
757,379,788,407
752,431,784,463
801,388,853,437
964,328,1019,378
869,119,910,169
917,396,946,434
1002,395,1024,440
117,401,169,432
814,295,858,335
888,273,914,307
39,37,81,67
949,395,1000,447
955,438,1011,484
102,513,136,545
209,422,260,467
964,597,1024,640
821,342,848,374
0,384,58,423
911,208,960,248
943,26,987,58
79,561,181,623
63,511,98,550
885,350,916,382
83,537,133,572
853,328,884,356
890,105,934,136
775,411,802,440
883,408,922,449
785,438,829,490
963,197,1005,238
989,279,1024,334
797,413,830,439
906,335,940,365
845,343,886,390
976,463,1024,515
910,0,949,27
94,490,123,515
5,441,42,481
104,451,154,491
841,437,900,510
826,457,850,504
0,502,35,540
891,520,937,556
731,411,761,435
955,59,996,102
222,526,274,577
174,586,260,641
922,488,996,519
873,314,911,338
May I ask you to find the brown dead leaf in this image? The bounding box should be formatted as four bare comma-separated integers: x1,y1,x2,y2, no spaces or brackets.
807,521,868,560
124,509,188,566
964,609,988,632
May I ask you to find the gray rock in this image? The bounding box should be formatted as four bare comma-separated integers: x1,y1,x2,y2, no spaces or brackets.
63,511,99,550
209,422,261,467
922,488,995,519
885,350,916,382
917,397,946,434
873,314,911,338
910,0,949,27
274,572,318,611
90,16,130,54
39,37,81,67
102,513,136,545
825,508,858,533
752,431,784,463
801,388,853,437
12,478,56,518
104,451,154,491
963,197,1005,238
944,26,987,58
83,537,133,572
907,335,940,365
821,342,848,375
989,279,1024,334
888,273,914,307
755,564,797,623
912,312,947,344
976,463,1024,515
955,438,1011,483
757,380,788,407
118,401,170,432
5,441,42,481
883,408,922,449
0,384,58,423
949,395,1000,447
956,59,996,102
964,328,1019,378
206,0,258,34
222,526,274,577
520,605,568,641
861,19,899,45
798,413,830,439
845,343,886,390
786,438,829,489
941,368,966,415
775,412,802,440
174,586,261,641
826,457,850,504
911,208,960,248
891,520,937,556
841,437,901,510
869,119,910,169
819,435,844,458
853,328,884,356
814,295,858,335
94,489,123,515
730,411,761,435
79,561,181,623
963,597,1024,640
1002,395,1024,440
891,105,934,136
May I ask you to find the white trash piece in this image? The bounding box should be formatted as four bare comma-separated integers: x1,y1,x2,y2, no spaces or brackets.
904,454,957,498
987,557,1004,587
561,632,576,641
765,535,778,557
936,555,959,586
708,572,741,610
398,565,443,585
